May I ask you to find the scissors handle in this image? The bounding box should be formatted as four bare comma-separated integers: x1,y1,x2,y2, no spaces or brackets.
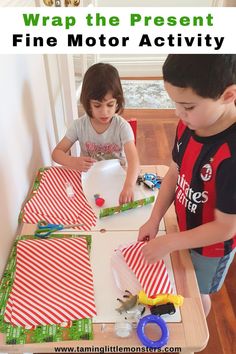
35,221,84,238
37,220,63,230
34,226,63,238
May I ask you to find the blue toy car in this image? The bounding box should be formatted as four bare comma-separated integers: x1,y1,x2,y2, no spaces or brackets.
137,173,162,190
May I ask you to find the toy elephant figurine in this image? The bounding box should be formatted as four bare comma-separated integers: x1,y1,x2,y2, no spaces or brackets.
116,290,138,314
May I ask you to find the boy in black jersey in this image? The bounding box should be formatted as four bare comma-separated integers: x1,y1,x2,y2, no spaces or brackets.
138,55,236,316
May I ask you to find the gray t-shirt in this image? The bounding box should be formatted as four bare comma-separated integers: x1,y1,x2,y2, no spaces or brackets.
65,114,134,164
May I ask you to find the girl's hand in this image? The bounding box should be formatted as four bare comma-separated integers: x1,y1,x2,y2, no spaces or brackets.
138,219,159,242
142,236,170,264
119,186,134,205
70,156,96,172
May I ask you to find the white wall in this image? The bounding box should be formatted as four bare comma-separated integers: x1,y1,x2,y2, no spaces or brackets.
1,0,222,6
96,0,214,6
1,0,35,5
0,55,58,277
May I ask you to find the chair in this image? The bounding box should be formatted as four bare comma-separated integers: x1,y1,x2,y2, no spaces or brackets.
128,118,137,145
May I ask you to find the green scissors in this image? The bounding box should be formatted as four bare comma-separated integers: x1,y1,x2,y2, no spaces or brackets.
34,220,84,238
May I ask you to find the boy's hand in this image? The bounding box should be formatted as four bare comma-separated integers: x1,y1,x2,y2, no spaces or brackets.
70,156,96,172
138,219,159,242
119,186,134,205
142,237,170,264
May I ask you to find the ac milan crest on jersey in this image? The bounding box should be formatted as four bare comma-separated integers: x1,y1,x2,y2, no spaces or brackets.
200,163,213,182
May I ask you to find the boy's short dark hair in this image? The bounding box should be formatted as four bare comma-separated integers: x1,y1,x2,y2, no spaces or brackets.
80,62,125,116
163,54,236,99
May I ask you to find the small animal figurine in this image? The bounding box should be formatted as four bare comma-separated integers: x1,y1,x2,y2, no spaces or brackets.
65,0,80,6
43,0,54,5
116,290,138,314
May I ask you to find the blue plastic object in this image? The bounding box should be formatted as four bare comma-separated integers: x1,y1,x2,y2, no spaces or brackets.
136,314,169,348
34,220,83,238
143,173,161,189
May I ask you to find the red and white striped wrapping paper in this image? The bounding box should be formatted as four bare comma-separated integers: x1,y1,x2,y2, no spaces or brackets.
120,241,173,297
22,167,97,230
4,237,97,327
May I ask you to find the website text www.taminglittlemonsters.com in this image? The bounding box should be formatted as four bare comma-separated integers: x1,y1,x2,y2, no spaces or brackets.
54,345,182,353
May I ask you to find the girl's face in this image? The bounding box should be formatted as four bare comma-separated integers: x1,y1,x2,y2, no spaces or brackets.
90,92,117,124
164,82,226,133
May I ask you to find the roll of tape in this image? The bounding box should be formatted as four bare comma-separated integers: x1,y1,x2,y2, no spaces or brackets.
136,314,169,348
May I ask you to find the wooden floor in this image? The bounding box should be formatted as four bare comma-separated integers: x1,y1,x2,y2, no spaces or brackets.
123,108,236,354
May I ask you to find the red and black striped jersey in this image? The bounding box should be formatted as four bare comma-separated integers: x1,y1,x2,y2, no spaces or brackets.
172,120,236,257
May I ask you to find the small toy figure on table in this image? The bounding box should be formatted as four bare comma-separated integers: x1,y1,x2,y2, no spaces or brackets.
94,194,105,207
137,173,162,190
